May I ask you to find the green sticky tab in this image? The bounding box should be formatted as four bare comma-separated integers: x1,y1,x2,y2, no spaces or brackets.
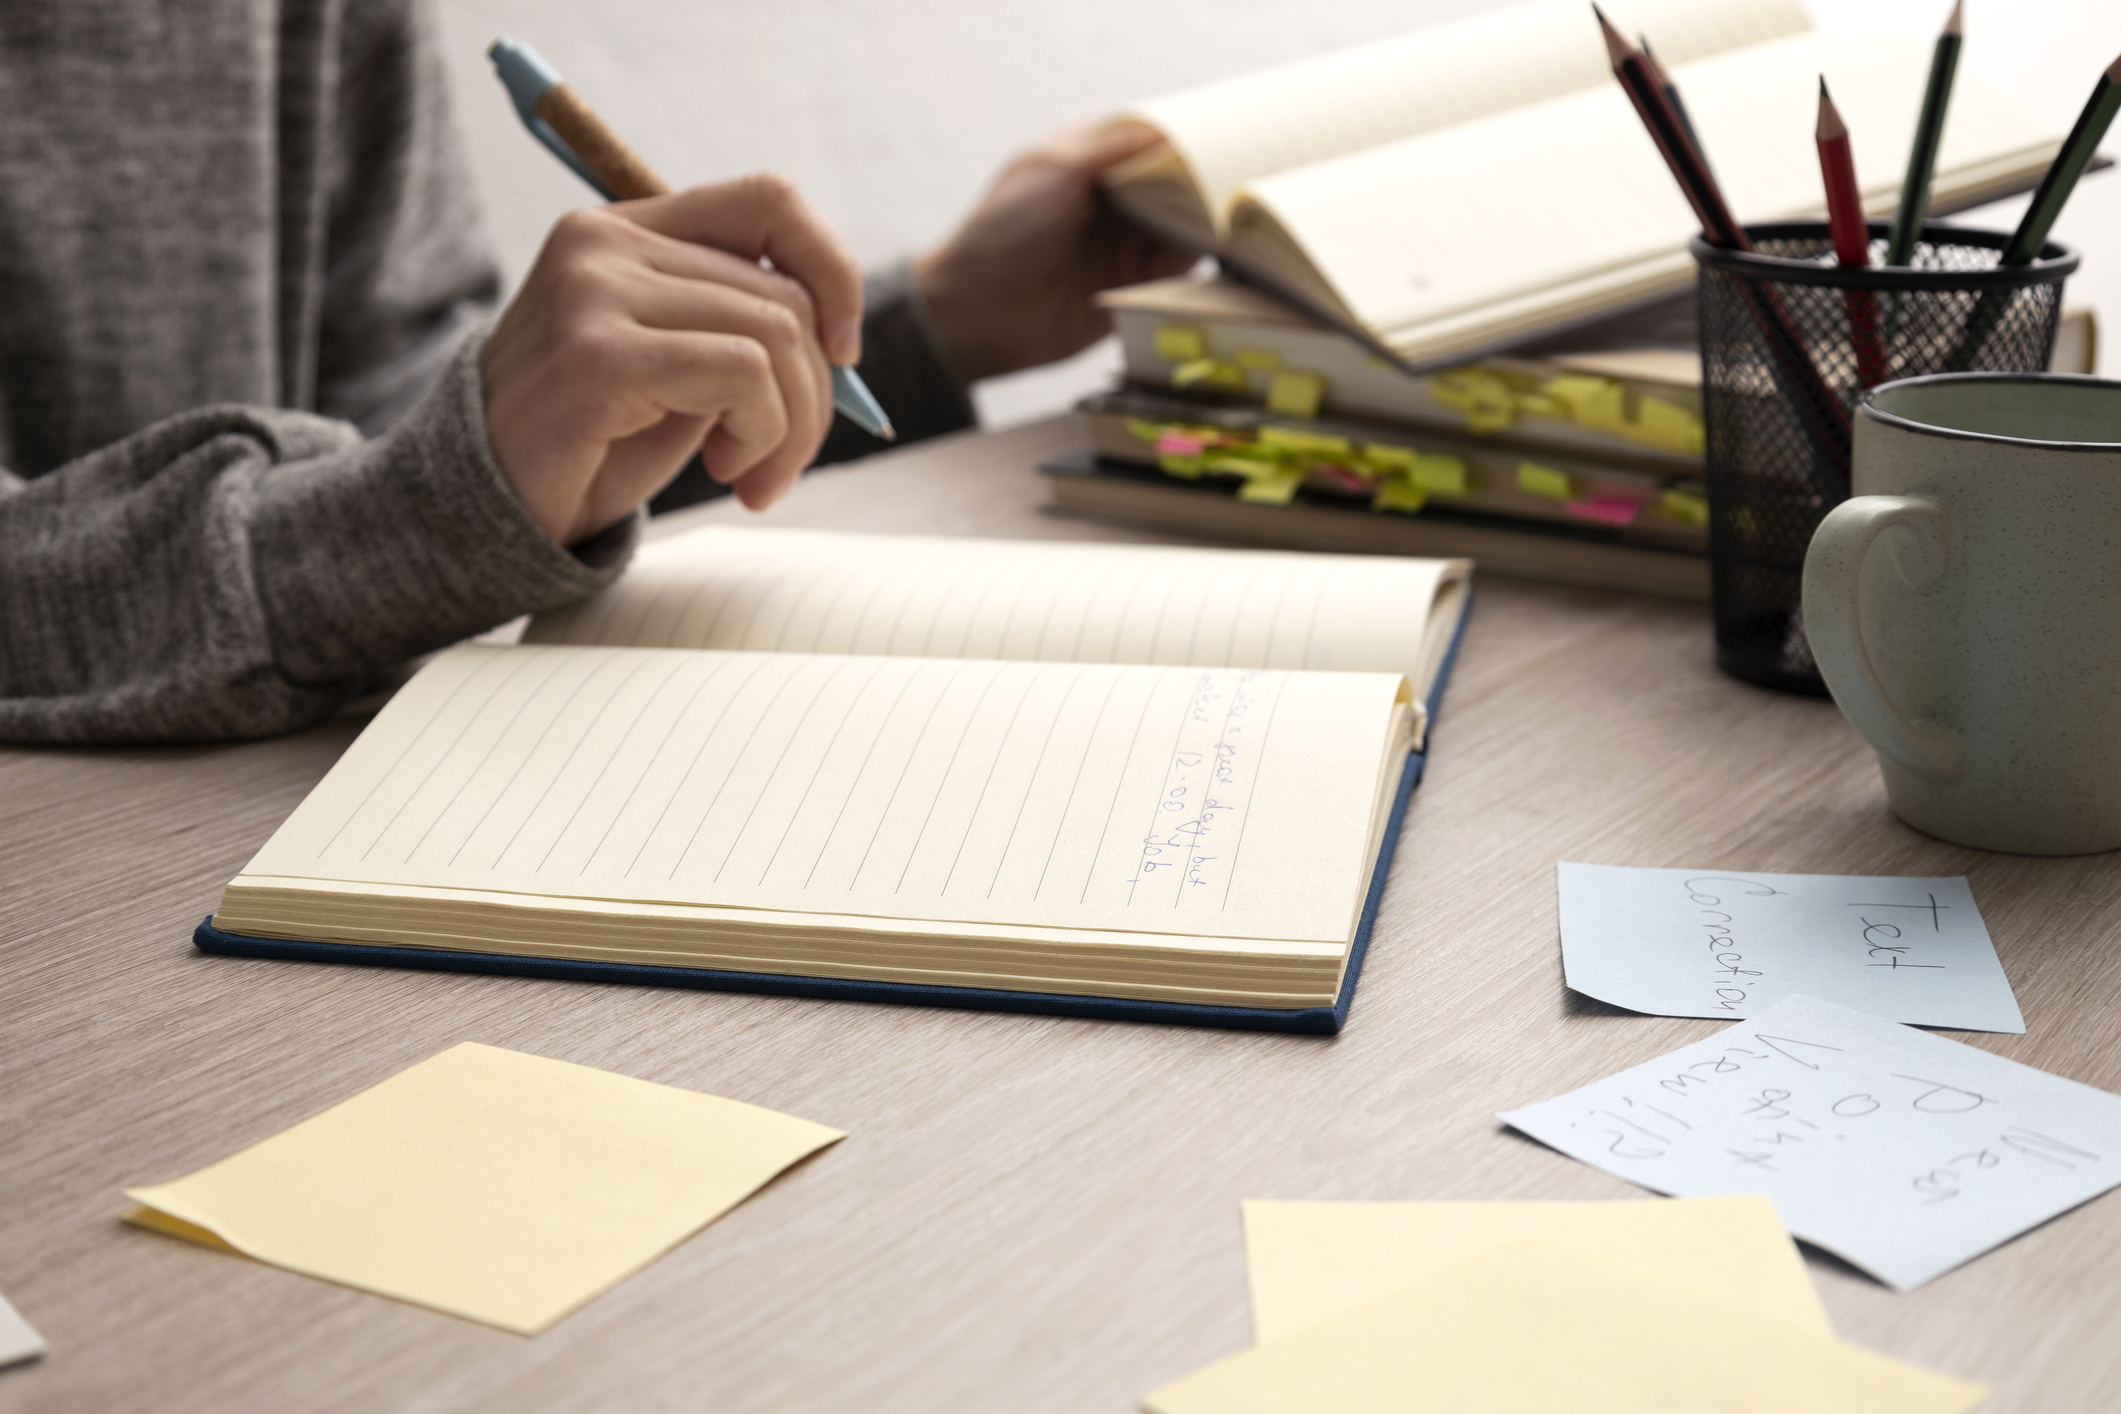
1202,453,1279,480
1361,442,1416,472
1158,454,1203,479
1411,454,1470,495
1125,418,1164,443
1631,396,1706,454
1517,461,1574,499
1373,476,1428,514
1237,467,1306,504
1155,325,1207,362
1267,371,1325,419
1430,367,1517,434
1661,488,1710,524
1236,348,1282,370
1258,426,1351,456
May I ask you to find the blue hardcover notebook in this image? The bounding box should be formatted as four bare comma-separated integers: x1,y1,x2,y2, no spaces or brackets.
196,530,1469,1034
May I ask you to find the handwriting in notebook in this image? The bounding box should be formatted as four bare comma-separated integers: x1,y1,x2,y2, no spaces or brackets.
253,646,1398,944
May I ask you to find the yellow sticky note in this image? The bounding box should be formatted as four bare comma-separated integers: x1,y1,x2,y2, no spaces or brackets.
1516,461,1574,499
1409,454,1469,496
1360,443,1414,472
1257,426,1350,457
1632,395,1706,454
1266,372,1324,419
1243,1196,1828,1343
123,1043,844,1335
1372,477,1426,514
1144,1237,1987,1414
1543,373,1631,434
1661,488,1710,524
1236,348,1282,371
1155,324,1207,362
1238,467,1306,504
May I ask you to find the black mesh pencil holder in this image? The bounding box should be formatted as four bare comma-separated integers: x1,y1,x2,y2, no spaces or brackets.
1691,222,2077,694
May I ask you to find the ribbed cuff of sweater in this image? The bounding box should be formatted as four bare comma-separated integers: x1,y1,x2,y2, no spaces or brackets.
254,333,637,687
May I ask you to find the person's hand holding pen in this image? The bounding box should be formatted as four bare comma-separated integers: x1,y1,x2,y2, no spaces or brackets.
481,174,861,543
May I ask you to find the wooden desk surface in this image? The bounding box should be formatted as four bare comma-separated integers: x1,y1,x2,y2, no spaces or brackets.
4,417,2118,1413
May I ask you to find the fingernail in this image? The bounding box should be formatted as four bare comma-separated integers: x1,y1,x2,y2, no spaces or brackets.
835,319,862,366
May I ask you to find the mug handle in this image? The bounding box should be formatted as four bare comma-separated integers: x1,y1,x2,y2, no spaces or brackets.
1802,495,1962,783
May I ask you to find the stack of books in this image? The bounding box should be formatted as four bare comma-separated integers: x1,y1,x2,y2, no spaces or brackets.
1040,0,2093,600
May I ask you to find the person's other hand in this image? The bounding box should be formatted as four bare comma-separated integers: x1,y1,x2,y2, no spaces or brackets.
914,121,1197,385
481,174,862,544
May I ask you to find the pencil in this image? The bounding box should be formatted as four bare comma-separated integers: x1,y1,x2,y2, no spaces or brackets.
1817,80,1888,387
1884,1,1961,267
2000,48,2121,267
1639,38,1711,184
487,37,895,441
1595,6,1851,481
1950,47,2121,369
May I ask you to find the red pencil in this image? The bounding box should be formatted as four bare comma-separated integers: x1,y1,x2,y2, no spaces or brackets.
1817,78,1889,386
1597,6,1851,475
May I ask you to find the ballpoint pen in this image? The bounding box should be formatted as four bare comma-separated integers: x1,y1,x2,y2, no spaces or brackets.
488,36,895,441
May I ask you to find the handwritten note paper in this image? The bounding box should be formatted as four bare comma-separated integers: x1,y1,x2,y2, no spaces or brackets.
1501,994,2121,1290
1558,863,2023,1032
0,1291,43,1370
124,1043,843,1333
1143,1237,1988,1414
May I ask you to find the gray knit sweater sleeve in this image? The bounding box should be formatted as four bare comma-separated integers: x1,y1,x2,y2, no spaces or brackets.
0,341,631,743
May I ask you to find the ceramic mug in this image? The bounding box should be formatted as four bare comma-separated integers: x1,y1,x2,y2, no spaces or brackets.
1802,373,2121,855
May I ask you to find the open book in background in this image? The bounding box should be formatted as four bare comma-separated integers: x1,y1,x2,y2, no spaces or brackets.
202,529,1471,1033
1103,0,2066,369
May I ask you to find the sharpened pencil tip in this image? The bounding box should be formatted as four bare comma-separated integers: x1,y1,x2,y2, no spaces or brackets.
1944,0,1964,37
1592,4,1634,66
1816,76,1847,141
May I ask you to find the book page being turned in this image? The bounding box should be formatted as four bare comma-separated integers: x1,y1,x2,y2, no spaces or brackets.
1125,0,1808,241
239,645,1411,945
526,527,1464,727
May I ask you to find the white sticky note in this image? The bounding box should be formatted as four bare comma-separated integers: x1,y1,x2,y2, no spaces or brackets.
1557,863,2023,1032
1143,1237,1988,1414
0,1291,44,1369
124,1043,844,1333
1501,994,2121,1291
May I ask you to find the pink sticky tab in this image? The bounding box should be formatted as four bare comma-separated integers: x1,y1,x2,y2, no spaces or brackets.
1566,496,1640,527
1156,433,1206,457
1309,463,1370,494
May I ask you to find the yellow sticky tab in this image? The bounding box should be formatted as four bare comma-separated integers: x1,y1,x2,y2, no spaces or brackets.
1410,454,1469,496
1267,372,1325,419
1661,488,1710,524
1543,374,1634,435
1155,325,1207,362
1201,453,1278,480
1361,443,1415,472
1238,467,1306,504
1372,477,1427,514
120,1043,843,1336
1517,461,1574,499
1631,396,1706,454
1258,426,1351,457
1430,367,1517,434
1158,454,1203,479
1236,348,1282,371
1125,418,1164,443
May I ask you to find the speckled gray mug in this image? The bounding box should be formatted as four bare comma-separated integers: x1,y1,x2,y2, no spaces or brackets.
1803,373,2121,855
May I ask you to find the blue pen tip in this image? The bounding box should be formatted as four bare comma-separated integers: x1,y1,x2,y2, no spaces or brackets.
488,36,561,122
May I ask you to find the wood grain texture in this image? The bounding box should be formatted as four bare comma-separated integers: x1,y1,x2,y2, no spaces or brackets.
3,417,2118,1413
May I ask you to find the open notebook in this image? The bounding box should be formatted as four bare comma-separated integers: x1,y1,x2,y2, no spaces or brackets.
1105,0,2065,369
199,528,1471,1032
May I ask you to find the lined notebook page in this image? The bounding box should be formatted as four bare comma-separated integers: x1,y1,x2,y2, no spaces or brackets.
526,527,1464,709
1132,0,1808,237
1239,30,2061,338
241,645,1410,945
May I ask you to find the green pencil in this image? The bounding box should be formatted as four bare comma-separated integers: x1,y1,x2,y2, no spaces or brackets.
1884,0,1962,267
2000,48,2121,265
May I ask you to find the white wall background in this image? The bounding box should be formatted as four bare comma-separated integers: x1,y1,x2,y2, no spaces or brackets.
434,0,2121,426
